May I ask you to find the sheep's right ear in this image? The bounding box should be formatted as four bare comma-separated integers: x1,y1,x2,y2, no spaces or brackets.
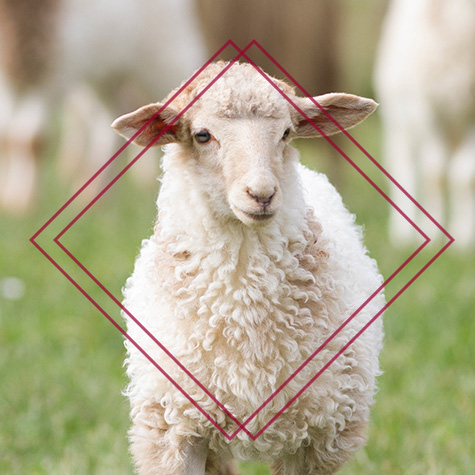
111,103,180,147
292,93,378,138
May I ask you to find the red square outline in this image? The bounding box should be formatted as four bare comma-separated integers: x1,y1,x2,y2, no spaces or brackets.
31,40,454,441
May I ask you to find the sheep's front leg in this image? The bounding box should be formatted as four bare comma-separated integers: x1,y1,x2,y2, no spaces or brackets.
130,420,209,475
271,420,367,475
271,447,344,475
182,437,209,475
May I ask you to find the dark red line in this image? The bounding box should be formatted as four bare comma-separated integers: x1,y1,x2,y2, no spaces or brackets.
249,39,452,241
31,39,455,441
53,41,389,433
238,49,429,240
52,41,449,435
54,238,256,438
252,237,453,439
55,41,249,242
32,40,237,243
238,241,428,433
31,235,245,439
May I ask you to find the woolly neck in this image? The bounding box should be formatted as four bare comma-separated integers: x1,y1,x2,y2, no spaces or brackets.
155,144,311,258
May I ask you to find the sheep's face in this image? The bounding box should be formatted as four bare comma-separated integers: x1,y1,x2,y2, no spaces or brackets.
185,112,294,226
112,62,378,227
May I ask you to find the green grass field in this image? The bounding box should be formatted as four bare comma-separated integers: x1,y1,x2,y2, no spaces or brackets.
1,127,474,474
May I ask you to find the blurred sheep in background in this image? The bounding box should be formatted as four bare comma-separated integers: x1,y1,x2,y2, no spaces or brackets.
374,0,475,248
195,0,340,95
0,0,206,213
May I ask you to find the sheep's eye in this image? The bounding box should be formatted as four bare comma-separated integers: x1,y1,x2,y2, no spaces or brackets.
282,128,291,140
194,129,212,144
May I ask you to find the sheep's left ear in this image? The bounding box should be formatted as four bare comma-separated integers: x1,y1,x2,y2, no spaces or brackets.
292,93,378,138
111,102,180,147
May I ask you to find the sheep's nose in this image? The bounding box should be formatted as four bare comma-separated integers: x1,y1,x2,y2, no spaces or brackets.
247,188,275,208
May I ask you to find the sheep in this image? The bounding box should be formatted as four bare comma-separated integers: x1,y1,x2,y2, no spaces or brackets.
374,0,475,248
0,0,206,213
112,61,385,475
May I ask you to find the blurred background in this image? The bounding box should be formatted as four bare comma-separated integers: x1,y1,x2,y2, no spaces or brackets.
1,0,474,473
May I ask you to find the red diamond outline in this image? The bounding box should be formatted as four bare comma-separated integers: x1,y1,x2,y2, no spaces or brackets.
31,40,454,441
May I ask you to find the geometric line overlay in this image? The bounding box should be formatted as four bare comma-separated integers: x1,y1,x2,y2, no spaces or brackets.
31,40,453,440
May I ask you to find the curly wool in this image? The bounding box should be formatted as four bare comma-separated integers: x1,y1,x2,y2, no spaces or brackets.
123,152,384,466
166,61,296,118
116,61,385,473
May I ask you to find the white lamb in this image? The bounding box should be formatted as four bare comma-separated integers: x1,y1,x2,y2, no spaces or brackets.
112,61,385,475
374,0,475,248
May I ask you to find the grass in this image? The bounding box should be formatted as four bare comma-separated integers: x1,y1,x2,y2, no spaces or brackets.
1,128,474,474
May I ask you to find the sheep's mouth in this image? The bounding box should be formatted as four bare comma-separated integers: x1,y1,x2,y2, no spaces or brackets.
235,207,275,222
243,211,275,221
230,202,276,225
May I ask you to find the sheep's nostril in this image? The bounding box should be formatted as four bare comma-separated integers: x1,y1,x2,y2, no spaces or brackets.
247,189,275,207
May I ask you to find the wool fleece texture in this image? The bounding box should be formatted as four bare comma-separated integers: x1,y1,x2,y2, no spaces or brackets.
113,61,385,475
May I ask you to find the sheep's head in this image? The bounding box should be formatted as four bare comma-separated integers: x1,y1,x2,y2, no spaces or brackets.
112,62,377,227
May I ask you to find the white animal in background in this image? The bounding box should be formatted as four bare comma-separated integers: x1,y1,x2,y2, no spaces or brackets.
374,0,475,248
113,61,385,475
0,0,206,213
